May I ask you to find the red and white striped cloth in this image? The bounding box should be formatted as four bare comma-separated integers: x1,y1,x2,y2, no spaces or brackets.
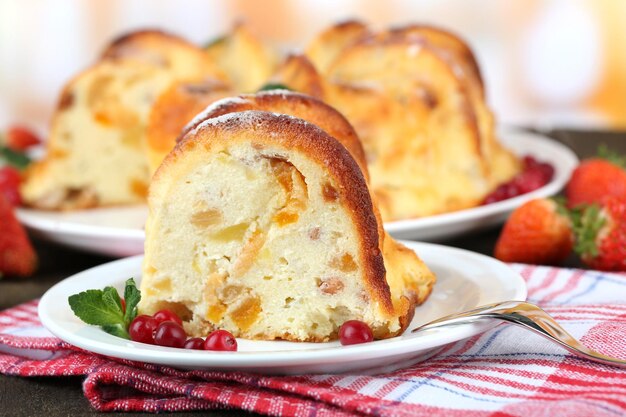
0,264,625,416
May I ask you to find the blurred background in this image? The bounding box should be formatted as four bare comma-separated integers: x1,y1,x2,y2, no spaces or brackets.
1,0,625,136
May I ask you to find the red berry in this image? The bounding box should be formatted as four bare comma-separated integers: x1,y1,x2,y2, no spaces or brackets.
483,155,554,205
183,337,205,350
129,315,158,344
5,125,41,151
0,166,22,206
339,320,373,345
204,330,237,351
495,198,573,265
153,321,187,348
153,309,183,326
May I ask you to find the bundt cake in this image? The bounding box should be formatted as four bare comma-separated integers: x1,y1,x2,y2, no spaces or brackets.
276,21,520,220
140,107,435,341
204,23,277,92
21,31,227,209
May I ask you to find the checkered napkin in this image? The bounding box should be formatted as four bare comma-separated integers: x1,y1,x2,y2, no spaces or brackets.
1,265,625,416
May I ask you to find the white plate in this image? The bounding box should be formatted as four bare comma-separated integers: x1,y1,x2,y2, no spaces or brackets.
39,241,527,375
18,130,577,256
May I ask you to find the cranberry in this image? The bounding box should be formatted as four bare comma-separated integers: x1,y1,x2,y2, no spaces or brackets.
153,321,187,348
129,315,158,344
339,320,373,345
183,337,205,350
204,330,237,351
0,166,22,206
153,309,183,326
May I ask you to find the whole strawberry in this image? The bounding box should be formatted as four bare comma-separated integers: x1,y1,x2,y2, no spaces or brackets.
5,125,41,151
566,146,626,208
495,198,573,265
0,193,37,277
573,196,626,272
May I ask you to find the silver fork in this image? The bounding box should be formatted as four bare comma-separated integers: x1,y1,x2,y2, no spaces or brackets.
412,300,626,369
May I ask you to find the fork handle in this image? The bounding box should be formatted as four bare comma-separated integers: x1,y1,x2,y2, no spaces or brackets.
417,301,626,369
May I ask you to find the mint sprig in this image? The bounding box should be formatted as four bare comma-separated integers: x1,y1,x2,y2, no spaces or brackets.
257,83,291,92
68,278,140,339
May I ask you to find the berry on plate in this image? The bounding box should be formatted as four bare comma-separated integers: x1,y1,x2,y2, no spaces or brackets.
129,315,158,344
572,196,626,272
154,321,187,348
153,309,183,326
494,198,573,265
566,146,626,208
339,320,373,345
483,156,554,204
204,330,237,351
0,193,37,277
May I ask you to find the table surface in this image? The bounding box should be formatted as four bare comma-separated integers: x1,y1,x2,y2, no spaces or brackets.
1,129,624,416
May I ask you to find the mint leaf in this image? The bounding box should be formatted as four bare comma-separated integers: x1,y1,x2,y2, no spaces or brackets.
68,278,142,341
68,289,124,326
0,146,31,170
102,324,130,340
257,83,291,92
123,278,141,325
204,35,227,49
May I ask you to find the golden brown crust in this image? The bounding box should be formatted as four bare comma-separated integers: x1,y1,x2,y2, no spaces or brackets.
101,29,227,82
273,54,325,99
177,91,370,180
383,24,483,89
145,80,232,173
157,110,394,316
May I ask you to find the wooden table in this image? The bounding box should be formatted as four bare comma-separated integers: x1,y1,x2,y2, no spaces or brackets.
1,129,624,416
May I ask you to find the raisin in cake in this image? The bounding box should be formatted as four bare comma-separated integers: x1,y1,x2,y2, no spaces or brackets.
140,110,435,341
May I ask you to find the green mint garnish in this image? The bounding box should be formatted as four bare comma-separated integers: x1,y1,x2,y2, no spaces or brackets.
204,35,227,49
257,83,291,92
68,278,140,340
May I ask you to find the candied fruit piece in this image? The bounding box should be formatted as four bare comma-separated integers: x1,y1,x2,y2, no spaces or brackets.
232,230,266,277
230,296,262,331
191,208,222,229
330,253,358,272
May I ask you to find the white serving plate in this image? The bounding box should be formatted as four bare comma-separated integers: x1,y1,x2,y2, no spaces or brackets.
39,241,527,375
18,130,577,256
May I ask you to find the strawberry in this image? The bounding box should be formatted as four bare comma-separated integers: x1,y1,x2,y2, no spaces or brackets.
0,166,22,206
565,146,626,208
5,125,41,151
572,196,626,271
495,198,574,265
0,193,37,277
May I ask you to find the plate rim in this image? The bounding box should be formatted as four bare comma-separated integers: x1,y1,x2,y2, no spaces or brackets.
38,241,527,369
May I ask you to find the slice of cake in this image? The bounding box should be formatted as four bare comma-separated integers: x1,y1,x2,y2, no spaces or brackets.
22,30,228,210
140,109,435,341
205,24,277,92
279,21,521,220
21,60,176,209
